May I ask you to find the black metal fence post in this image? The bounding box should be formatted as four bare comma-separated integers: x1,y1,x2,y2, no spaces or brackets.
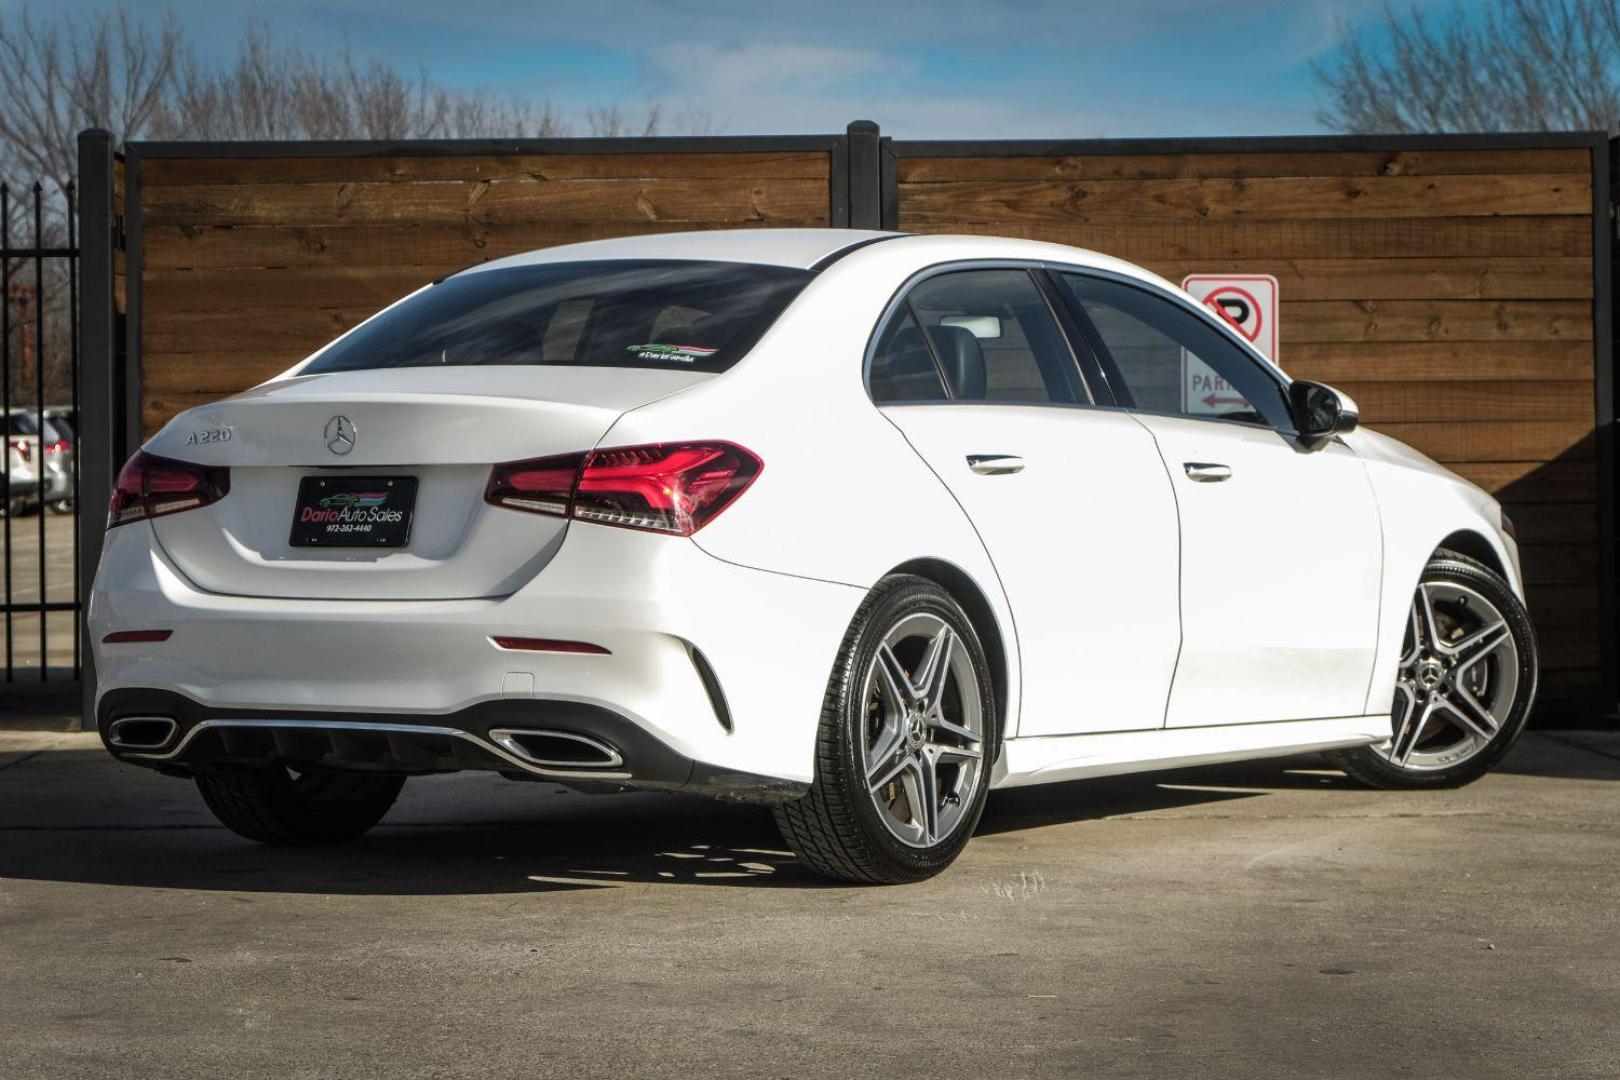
76,129,118,729
847,121,882,230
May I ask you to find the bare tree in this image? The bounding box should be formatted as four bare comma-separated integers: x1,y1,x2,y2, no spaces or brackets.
0,6,180,189
1317,0,1620,132
585,103,720,137
0,3,665,409
155,21,571,141
0,2,696,172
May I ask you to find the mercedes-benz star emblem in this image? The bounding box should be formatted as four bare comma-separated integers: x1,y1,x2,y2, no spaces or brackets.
324,415,356,456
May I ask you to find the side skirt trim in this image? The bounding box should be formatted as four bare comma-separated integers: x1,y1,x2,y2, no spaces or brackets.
992,714,1387,789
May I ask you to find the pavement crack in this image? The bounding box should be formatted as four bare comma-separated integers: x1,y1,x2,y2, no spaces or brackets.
0,748,47,774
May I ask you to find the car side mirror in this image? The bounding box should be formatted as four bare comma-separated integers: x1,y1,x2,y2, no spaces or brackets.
1290,380,1359,451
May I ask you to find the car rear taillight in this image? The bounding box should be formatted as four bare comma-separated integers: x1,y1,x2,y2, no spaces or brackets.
485,441,761,536
9,438,29,463
109,450,230,528
45,439,69,455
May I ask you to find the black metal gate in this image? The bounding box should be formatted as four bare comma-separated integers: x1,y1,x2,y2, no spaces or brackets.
0,179,80,689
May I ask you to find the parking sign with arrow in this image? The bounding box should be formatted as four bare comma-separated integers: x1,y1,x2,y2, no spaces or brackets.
1180,274,1279,417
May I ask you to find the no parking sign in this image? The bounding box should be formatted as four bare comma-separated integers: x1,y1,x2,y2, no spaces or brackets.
1180,274,1279,416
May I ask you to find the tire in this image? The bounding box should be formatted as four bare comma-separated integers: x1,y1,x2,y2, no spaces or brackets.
196,764,405,845
1327,549,1537,790
774,575,997,884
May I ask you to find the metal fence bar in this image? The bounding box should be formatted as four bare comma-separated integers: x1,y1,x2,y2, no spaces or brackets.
68,180,80,677
33,183,46,681
0,180,83,687
3,183,11,683
76,129,118,726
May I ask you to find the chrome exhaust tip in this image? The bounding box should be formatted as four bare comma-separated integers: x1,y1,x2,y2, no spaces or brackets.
487,728,624,770
107,716,180,751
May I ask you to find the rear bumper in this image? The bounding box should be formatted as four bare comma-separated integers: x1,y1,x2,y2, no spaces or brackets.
97,689,808,803
89,519,866,789
4,476,39,501
42,462,70,501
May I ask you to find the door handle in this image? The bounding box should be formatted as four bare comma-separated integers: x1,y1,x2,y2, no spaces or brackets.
967,454,1025,476
1183,462,1232,483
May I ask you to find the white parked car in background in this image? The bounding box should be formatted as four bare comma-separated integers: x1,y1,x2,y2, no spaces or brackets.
3,409,42,517
89,230,1537,883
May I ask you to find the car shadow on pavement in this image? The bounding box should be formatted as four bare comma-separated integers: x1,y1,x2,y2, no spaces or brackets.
0,737,1611,897
0,747,1287,897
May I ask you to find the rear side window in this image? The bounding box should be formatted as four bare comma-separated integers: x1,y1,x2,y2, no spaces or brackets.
900,270,1087,405
868,309,948,403
303,260,814,375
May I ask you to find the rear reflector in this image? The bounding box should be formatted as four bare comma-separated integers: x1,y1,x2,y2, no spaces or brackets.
102,630,173,644
485,441,761,536
109,451,230,528
490,636,611,655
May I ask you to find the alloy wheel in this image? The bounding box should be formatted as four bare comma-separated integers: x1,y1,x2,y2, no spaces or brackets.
861,612,985,848
1379,580,1520,771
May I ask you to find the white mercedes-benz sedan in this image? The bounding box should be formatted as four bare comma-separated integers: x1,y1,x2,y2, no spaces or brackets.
89,229,1537,883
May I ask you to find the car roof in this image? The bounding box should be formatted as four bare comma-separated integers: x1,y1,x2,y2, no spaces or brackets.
455,228,1181,293
463,229,901,274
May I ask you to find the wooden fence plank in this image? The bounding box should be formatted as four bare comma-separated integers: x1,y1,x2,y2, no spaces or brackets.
145,307,364,354
143,267,436,313
143,151,832,186
899,174,1590,226
1330,380,1592,422
143,177,832,228
1283,340,1593,383
1366,421,1592,463
896,147,1592,181
1519,543,1600,584
141,220,768,272
914,217,1590,260
1450,460,1596,502
1136,258,1592,300
1280,300,1592,344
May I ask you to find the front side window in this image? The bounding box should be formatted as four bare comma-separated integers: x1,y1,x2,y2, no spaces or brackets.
303,260,814,376
1060,273,1290,429
886,269,1087,405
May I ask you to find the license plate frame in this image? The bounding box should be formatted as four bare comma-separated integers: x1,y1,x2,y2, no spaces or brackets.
289,475,417,548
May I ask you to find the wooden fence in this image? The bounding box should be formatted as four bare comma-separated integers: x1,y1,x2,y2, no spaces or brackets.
87,124,1615,709
887,136,1608,700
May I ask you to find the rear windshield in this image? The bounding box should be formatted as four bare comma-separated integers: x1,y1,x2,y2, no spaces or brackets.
3,412,39,436
302,260,814,376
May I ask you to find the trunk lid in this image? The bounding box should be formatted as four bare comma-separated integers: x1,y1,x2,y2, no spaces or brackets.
143,367,706,600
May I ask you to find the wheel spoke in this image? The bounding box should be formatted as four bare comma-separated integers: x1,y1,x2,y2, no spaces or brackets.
903,754,941,845
1438,687,1500,741
1449,620,1510,672
1400,604,1422,667
1389,680,1418,754
874,643,918,709
914,626,955,715
865,721,908,788
1393,697,1438,766
929,713,981,747
932,741,982,764
1413,583,1443,653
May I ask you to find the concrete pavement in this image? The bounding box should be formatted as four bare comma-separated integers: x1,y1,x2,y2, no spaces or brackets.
1,728,1617,1079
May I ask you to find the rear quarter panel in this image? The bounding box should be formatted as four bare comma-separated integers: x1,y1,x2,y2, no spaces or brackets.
596,250,1025,734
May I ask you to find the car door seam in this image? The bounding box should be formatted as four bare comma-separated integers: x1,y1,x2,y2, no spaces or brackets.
876,408,1027,739
1127,412,1186,732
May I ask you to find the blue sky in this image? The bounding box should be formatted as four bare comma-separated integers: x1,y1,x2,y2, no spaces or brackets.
44,0,1484,137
